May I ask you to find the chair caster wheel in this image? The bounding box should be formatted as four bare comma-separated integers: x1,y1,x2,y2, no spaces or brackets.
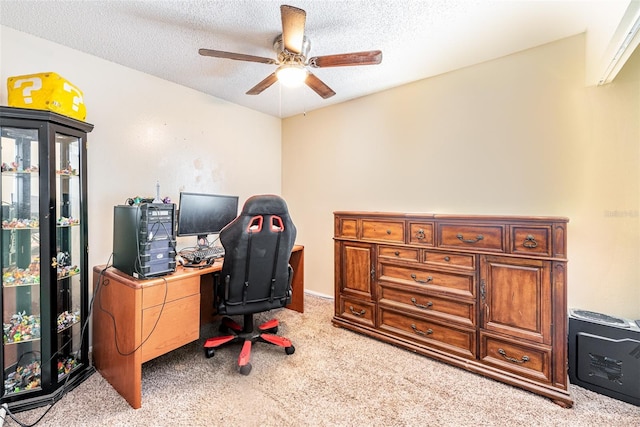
239,363,252,375
285,345,295,355
205,348,215,358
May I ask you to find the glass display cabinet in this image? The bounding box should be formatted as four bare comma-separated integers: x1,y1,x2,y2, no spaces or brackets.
0,106,93,411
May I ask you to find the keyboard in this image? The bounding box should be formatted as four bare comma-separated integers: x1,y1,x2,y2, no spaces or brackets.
180,246,225,263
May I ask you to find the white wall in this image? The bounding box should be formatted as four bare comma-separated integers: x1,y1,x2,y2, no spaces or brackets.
0,26,283,272
283,34,640,319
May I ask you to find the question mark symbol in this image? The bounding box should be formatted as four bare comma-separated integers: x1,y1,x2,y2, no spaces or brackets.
63,82,83,112
13,77,43,104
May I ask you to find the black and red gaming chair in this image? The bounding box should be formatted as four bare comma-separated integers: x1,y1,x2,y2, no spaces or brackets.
203,194,297,375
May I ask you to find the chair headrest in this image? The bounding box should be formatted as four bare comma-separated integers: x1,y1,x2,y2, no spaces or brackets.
241,195,290,216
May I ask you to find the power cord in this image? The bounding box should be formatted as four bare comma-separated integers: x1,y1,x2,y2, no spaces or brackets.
95,264,168,356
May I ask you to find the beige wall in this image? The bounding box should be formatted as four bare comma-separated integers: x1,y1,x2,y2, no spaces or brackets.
2,26,638,319
0,26,283,272
282,34,640,319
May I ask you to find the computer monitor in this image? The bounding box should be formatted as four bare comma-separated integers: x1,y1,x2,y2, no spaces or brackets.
176,192,239,247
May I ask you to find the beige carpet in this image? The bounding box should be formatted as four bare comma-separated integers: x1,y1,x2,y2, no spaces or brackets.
5,294,639,426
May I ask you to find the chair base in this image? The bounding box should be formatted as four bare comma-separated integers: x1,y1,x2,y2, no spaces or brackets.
203,313,295,375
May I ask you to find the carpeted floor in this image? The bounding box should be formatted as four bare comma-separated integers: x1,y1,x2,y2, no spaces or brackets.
4,294,639,426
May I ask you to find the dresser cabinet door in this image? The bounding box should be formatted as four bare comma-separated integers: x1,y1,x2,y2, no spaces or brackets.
480,256,552,345
336,241,375,301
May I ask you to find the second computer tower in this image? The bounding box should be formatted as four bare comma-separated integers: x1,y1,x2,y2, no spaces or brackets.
113,203,177,279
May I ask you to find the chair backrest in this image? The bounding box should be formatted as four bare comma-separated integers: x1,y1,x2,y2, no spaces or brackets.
218,194,297,315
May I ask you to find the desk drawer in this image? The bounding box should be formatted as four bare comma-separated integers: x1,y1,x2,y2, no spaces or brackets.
142,276,200,309
142,293,200,362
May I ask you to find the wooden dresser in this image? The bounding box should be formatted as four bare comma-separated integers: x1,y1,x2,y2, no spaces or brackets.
333,212,572,407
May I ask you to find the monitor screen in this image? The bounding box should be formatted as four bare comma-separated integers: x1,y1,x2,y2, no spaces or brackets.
176,192,239,244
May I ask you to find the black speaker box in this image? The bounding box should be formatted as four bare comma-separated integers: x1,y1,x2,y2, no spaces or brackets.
568,309,640,406
113,203,177,279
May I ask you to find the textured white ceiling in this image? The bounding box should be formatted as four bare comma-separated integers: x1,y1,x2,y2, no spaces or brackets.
0,0,633,118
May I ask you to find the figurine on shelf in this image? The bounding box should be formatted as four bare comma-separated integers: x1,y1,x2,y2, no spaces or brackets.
2,264,40,286
56,161,77,175
56,216,79,226
1,217,39,229
57,356,79,378
4,355,41,394
56,251,71,267
57,264,79,278
56,310,80,331
3,311,41,343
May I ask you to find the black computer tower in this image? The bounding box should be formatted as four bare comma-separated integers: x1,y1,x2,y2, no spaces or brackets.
568,309,640,406
113,203,177,279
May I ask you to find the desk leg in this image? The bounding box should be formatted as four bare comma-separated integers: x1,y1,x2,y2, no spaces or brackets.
200,273,217,326
92,270,143,409
287,247,304,313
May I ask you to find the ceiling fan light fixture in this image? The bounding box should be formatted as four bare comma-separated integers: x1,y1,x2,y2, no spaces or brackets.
276,64,308,87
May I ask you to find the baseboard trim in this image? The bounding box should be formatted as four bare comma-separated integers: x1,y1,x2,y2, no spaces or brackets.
304,289,334,300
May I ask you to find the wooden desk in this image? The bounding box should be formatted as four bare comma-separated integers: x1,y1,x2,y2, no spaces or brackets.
92,245,304,409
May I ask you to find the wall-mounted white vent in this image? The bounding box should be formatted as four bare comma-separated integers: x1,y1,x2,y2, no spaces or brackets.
598,1,640,85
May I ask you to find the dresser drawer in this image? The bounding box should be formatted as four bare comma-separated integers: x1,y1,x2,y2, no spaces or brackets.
379,245,419,262
423,250,475,270
408,222,434,246
479,332,552,383
438,223,504,252
379,263,475,298
335,217,358,238
379,307,476,359
362,219,405,243
338,296,375,328
378,283,475,327
510,226,552,257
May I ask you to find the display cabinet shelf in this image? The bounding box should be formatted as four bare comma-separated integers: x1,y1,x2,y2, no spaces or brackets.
1,106,94,412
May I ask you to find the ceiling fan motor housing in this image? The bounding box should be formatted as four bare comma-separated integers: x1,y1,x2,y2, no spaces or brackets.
274,34,310,63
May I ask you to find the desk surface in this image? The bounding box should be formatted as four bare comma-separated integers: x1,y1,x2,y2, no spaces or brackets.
95,244,304,313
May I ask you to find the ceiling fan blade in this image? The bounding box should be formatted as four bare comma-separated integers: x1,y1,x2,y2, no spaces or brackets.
305,72,336,99
246,73,278,95
281,5,306,54
309,50,383,68
199,48,276,65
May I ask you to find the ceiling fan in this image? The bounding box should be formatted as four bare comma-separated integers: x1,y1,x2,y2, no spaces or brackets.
199,4,382,99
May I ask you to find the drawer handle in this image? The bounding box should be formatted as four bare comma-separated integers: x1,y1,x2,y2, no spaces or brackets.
523,235,538,248
349,306,366,317
416,229,425,240
410,274,433,284
394,251,400,256
410,297,433,310
411,324,433,336
498,348,530,364
444,256,450,262
386,229,392,235
457,233,484,244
